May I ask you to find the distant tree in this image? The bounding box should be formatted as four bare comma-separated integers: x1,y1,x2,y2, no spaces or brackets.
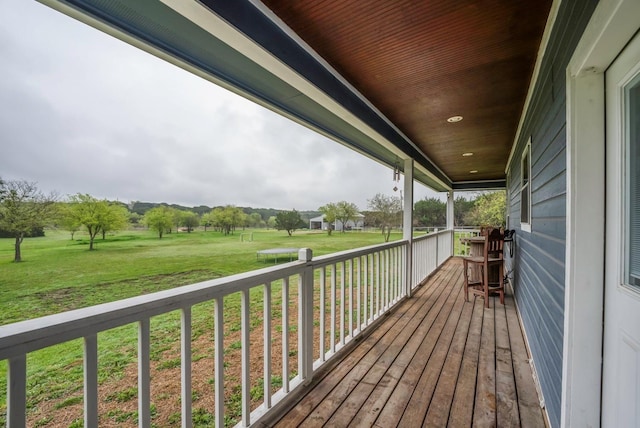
464,191,506,227
100,205,130,239
191,205,212,216
367,193,402,242
267,216,277,229
210,206,245,235
201,211,215,231
181,211,200,232
66,194,122,250
335,201,359,233
275,209,304,236
210,208,226,233
454,196,475,226
143,206,174,238
56,202,82,239
251,208,280,223
0,179,56,262
318,203,338,235
414,197,446,228
172,208,185,233
128,212,142,226
229,207,247,232
247,212,265,228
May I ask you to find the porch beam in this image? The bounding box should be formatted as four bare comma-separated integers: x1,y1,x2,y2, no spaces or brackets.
452,180,506,191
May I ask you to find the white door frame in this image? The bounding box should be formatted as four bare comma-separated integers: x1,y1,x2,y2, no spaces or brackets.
564,0,640,426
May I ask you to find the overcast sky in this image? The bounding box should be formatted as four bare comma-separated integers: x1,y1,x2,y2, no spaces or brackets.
0,1,441,211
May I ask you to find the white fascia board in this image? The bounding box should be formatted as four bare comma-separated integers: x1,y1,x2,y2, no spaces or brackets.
159,0,451,191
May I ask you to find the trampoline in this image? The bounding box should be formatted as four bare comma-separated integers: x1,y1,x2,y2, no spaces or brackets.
256,248,299,263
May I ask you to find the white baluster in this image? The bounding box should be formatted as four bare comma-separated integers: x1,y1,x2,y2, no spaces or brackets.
138,319,151,428
214,298,224,428
7,354,26,428
264,282,272,409
84,334,98,427
181,308,192,428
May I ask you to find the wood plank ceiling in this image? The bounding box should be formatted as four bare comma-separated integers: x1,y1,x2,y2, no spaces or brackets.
261,0,552,183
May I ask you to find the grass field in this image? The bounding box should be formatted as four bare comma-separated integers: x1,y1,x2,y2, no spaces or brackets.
0,227,404,426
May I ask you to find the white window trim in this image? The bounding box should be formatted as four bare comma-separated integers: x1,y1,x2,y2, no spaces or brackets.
521,139,532,232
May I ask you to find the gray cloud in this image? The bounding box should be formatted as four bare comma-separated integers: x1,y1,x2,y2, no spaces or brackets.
0,1,439,211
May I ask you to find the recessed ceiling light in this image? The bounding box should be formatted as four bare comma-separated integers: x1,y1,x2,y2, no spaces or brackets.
469,170,478,174
462,152,474,157
447,116,463,123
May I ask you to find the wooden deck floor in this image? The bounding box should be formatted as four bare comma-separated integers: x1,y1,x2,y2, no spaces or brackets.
264,257,546,427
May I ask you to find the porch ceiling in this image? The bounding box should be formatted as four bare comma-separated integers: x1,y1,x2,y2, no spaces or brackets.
260,0,552,186
42,0,551,191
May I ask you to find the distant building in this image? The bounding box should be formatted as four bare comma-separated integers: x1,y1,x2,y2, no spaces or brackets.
309,214,365,231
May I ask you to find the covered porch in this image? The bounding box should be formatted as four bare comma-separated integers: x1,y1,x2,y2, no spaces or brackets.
3,233,544,427
265,258,545,427
8,0,640,426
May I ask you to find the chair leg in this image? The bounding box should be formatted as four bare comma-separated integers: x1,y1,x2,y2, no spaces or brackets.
463,260,469,302
499,262,505,305
483,263,489,308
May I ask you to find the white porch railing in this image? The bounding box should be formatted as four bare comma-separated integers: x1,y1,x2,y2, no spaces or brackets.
453,227,482,256
0,235,452,427
411,229,454,289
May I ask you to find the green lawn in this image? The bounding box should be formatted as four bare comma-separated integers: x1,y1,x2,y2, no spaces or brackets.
0,227,403,426
0,228,403,325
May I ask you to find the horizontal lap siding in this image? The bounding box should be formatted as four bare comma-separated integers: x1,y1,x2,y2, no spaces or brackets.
506,1,598,427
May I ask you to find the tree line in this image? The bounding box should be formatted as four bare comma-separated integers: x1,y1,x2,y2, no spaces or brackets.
413,193,506,228
0,177,506,262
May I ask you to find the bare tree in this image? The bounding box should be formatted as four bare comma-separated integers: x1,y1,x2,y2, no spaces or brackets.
319,202,338,235
65,194,128,250
143,206,174,238
275,209,304,236
367,193,402,242
335,201,359,233
0,179,57,262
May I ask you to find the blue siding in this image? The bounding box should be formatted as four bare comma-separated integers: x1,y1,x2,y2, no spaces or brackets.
506,1,598,426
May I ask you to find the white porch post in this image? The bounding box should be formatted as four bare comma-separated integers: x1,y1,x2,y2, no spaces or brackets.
298,248,314,383
447,190,454,255
403,158,414,297
446,191,454,229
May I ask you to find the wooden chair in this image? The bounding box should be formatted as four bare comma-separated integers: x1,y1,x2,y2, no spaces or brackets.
463,228,505,307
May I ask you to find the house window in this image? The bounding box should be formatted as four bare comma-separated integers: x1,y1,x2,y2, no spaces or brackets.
521,139,532,232
626,75,640,287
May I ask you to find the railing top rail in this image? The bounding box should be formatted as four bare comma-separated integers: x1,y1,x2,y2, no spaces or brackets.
311,239,408,266
453,227,482,232
413,228,453,242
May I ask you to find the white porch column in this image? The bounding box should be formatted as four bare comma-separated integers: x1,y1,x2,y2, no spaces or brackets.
447,190,454,256
446,190,454,230
403,158,414,297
